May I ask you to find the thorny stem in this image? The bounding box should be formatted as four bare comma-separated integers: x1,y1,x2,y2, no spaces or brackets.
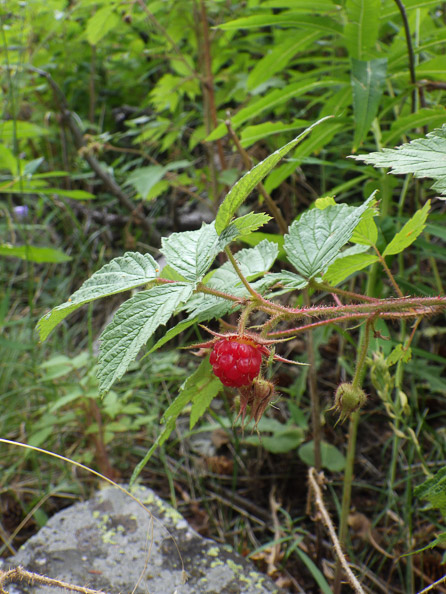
224,120,289,235
308,468,365,594
312,280,380,303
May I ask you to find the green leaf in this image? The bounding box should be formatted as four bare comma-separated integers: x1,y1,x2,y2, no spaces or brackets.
294,549,333,594
0,120,49,142
247,32,321,90
351,124,446,195
344,0,381,60
189,360,222,428
86,6,120,45
351,207,378,245
284,194,375,279
298,440,346,472
351,58,387,149
125,166,166,200
148,318,198,355
161,223,222,283
324,251,378,285
37,252,159,341
387,344,412,366
0,244,71,263
215,119,330,234
185,240,279,321
382,107,446,147
315,197,336,209
240,120,309,149
130,418,176,486
217,13,342,34
383,201,430,257
219,212,272,243
207,81,341,141
414,467,446,518
130,359,220,484
0,144,18,174
98,283,194,394
262,271,308,291
258,427,305,454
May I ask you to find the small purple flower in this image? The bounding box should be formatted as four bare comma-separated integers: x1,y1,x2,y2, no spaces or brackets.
13,205,29,219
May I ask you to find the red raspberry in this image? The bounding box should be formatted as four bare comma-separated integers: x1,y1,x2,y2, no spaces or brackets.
209,338,262,387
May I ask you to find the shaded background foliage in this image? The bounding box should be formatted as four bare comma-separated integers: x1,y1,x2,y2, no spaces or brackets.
1,0,446,592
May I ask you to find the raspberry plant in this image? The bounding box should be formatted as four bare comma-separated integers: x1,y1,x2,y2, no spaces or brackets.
37,120,446,590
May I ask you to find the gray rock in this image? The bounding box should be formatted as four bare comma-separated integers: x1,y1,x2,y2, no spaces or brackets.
5,485,286,594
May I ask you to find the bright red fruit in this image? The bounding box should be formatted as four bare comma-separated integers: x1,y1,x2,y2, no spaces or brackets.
209,338,262,387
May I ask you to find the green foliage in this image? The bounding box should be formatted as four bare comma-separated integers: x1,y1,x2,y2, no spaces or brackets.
3,0,446,589
284,194,375,280
352,125,446,195
415,468,446,518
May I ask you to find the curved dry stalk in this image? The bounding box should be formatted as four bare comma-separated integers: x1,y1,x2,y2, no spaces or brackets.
307,467,366,594
0,567,107,594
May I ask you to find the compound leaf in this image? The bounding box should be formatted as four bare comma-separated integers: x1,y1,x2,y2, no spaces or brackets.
37,252,159,341
97,283,193,393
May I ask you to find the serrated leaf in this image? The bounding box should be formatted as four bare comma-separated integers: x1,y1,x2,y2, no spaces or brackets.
351,58,387,149
37,252,159,341
161,223,222,283
0,244,71,263
383,201,430,257
344,0,381,60
387,344,412,366
284,194,375,279
262,271,308,290
414,467,446,518
219,212,272,244
215,118,330,234
184,240,279,321
324,251,378,285
86,6,120,45
97,283,193,393
351,124,446,194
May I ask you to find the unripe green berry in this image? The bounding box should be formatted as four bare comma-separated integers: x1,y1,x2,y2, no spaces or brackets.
333,382,367,424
